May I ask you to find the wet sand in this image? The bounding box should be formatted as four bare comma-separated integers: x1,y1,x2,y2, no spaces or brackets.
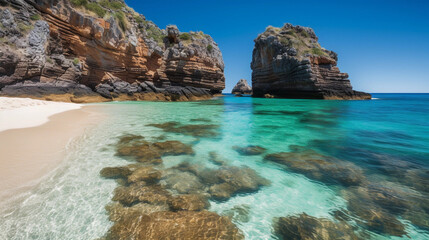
0,105,105,201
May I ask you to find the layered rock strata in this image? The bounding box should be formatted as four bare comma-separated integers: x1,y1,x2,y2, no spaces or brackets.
0,0,224,102
231,79,252,95
251,23,371,99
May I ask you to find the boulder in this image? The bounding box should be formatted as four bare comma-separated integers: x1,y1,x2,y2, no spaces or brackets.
233,145,267,156
273,213,362,240
148,121,220,138
231,79,252,94
264,147,365,186
115,136,194,164
168,194,210,211
105,210,243,240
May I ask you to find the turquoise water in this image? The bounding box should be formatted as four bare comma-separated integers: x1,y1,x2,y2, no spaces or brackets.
1,93,428,239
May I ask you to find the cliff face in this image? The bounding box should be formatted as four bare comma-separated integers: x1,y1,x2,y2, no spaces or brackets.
0,0,224,102
251,23,371,100
231,79,251,94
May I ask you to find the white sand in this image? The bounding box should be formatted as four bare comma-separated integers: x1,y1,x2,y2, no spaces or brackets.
0,97,81,132
0,102,105,202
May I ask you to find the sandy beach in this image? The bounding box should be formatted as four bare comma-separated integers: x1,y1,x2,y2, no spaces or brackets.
0,97,104,201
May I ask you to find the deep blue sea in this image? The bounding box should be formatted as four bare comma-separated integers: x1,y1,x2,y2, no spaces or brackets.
1,93,428,239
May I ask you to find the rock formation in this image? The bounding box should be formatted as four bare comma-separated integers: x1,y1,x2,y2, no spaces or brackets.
231,79,252,94
274,213,363,240
0,0,224,102
251,23,371,99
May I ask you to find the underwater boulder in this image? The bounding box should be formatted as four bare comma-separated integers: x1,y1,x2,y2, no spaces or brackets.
161,169,206,194
273,213,362,240
127,166,162,184
112,183,172,206
264,148,365,186
148,121,220,138
105,210,244,240
232,145,267,156
168,194,210,211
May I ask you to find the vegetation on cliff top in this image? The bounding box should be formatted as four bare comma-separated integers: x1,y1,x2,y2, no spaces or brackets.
261,24,329,59
70,0,127,29
68,0,213,51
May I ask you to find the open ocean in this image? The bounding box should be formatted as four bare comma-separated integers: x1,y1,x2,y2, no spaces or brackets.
1,93,428,239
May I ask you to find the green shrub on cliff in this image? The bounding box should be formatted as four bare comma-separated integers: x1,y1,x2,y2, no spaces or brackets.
134,15,144,25
99,0,125,10
18,23,33,33
207,44,213,52
300,30,310,38
30,14,41,21
280,37,291,47
70,0,105,18
71,0,87,7
179,33,191,41
311,47,324,56
114,11,127,31
86,2,106,17
144,21,165,45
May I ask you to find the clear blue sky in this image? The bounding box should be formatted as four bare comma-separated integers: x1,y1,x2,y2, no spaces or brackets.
125,0,429,93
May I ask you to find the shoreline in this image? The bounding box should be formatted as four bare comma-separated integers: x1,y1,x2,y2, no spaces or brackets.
0,104,105,202
0,97,82,132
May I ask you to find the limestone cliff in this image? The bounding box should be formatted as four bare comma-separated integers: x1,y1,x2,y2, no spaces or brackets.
251,23,371,100
0,0,224,102
231,79,251,95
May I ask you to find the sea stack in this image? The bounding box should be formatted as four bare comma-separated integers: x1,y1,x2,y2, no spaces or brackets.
231,79,252,95
0,0,224,102
251,23,371,100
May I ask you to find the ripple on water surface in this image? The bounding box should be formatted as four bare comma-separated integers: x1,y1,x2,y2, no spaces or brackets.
1,94,429,239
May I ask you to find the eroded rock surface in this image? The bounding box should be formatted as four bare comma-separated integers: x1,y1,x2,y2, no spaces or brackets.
251,23,371,99
148,121,220,138
342,181,429,235
264,146,365,186
231,79,252,94
100,135,272,239
0,0,224,102
115,137,194,164
106,210,243,240
233,145,267,156
274,213,363,240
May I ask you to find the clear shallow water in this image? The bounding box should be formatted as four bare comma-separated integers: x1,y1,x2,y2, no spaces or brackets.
1,93,428,239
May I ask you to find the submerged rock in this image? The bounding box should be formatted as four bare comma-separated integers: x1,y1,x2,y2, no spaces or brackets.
168,194,210,211
100,165,136,179
233,145,267,156
115,134,194,164
342,181,429,235
117,134,145,145
112,183,172,206
105,210,244,240
127,166,162,184
264,147,365,186
251,23,371,99
206,166,271,201
166,162,270,201
231,79,252,95
161,169,205,194
208,151,227,165
343,187,406,237
148,121,220,138
273,213,362,240
221,204,251,223
106,202,169,222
